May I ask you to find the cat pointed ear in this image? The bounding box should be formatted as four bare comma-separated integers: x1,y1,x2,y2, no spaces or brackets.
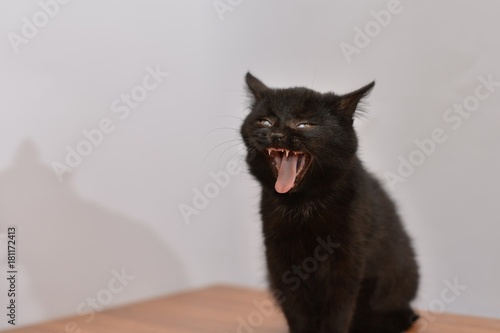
338,81,375,119
246,72,270,100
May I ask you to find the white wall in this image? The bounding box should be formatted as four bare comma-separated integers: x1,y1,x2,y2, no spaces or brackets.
0,0,499,329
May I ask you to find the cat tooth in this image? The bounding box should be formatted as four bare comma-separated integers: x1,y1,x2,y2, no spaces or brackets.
296,155,304,174
285,150,289,157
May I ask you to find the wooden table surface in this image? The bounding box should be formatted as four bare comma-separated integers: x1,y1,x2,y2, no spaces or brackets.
5,285,500,333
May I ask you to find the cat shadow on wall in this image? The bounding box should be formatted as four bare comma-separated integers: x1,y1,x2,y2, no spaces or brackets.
0,140,187,327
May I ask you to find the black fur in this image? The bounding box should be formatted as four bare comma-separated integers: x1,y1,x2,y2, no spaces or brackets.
241,73,419,333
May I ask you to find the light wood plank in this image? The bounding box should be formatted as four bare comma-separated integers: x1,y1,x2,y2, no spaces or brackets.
4,285,499,332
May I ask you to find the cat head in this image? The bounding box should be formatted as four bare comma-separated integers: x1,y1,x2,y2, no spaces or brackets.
241,72,374,194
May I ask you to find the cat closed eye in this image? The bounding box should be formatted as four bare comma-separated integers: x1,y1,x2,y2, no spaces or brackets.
296,122,313,129
258,119,273,127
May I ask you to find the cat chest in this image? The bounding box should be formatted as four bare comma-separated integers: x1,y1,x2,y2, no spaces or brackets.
265,232,341,281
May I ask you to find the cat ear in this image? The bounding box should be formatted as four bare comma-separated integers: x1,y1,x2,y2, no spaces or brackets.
338,81,375,119
246,72,270,100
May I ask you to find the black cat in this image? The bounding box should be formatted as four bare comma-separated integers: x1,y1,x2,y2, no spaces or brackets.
240,73,419,333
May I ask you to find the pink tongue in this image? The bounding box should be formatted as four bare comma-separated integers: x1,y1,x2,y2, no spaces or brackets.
275,154,298,194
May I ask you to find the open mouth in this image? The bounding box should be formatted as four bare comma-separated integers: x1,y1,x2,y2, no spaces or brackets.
266,148,311,194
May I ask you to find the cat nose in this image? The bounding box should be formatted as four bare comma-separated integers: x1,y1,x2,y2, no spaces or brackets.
270,133,286,145
270,133,285,139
